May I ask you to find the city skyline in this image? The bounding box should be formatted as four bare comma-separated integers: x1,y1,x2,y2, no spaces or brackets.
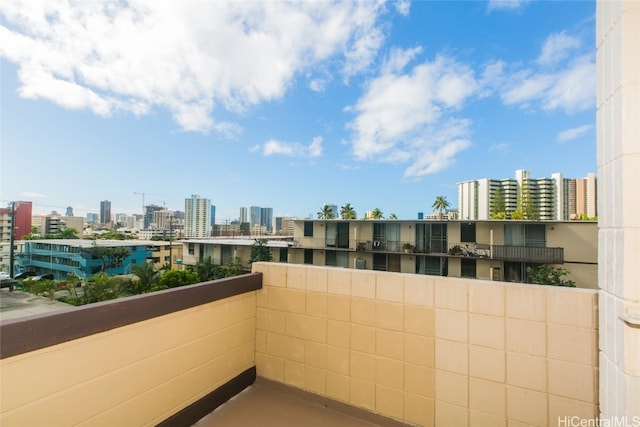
1,1,596,221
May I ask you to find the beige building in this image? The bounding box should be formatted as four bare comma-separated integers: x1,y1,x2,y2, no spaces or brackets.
289,219,598,289
145,240,184,271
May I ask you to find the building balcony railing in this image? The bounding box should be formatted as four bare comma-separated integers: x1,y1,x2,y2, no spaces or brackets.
291,238,564,263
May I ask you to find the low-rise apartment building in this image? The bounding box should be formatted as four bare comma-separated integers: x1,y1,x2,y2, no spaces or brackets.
14,239,151,280
288,219,598,289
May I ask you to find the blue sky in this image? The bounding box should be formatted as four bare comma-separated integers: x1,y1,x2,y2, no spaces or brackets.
0,0,596,222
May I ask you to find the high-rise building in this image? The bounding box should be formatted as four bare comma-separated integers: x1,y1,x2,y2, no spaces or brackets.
184,195,211,238
86,213,99,224
261,207,273,233
239,207,248,223
210,205,216,226
0,201,32,274
458,170,597,221
66,206,74,216
100,200,111,224
144,205,162,229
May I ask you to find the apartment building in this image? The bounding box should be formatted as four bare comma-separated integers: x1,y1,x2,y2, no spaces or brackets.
185,195,212,238
99,200,111,224
458,169,598,220
14,239,151,279
288,219,598,289
180,237,290,269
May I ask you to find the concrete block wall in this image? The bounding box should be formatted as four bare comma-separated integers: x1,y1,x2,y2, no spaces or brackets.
596,0,640,419
253,263,599,426
0,293,256,426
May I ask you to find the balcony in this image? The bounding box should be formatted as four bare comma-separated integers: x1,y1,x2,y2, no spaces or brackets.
1,264,598,426
297,239,565,264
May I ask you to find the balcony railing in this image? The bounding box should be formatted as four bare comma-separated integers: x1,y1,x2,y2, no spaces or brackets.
292,238,564,263
491,244,564,263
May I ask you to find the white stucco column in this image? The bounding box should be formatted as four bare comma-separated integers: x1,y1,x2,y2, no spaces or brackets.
596,0,640,418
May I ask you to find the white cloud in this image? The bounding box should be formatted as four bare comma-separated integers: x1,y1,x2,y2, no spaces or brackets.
487,0,530,12
557,124,593,143
309,137,323,157
537,32,581,66
500,31,594,114
261,136,323,158
395,0,411,17
347,51,477,178
0,1,394,133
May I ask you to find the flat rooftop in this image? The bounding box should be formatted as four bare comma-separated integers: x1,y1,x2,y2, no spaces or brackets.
0,289,74,321
194,378,402,427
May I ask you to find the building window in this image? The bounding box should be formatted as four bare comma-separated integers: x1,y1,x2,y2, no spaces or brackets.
461,258,476,278
279,248,288,263
325,222,350,249
504,224,546,247
415,223,448,254
416,256,448,276
325,250,348,268
304,221,314,237
188,243,195,255
373,222,401,251
460,223,476,243
304,249,313,265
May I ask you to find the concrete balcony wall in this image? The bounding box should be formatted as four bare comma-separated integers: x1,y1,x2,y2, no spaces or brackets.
253,262,599,426
0,277,259,426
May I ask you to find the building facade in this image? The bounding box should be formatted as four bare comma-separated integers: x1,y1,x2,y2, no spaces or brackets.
288,219,598,289
184,195,211,238
100,200,111,224
458,169,597,220
14,239,151,279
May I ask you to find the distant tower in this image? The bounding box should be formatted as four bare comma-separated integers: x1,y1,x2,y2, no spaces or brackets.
100,200,111,224
66,206,74,216
184,195,212,238
211,205,216,226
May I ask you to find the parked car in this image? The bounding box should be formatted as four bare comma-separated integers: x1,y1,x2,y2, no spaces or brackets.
14,271,36,280
28,274,55,281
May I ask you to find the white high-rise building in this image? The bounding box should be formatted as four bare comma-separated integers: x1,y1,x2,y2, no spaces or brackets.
184,195,211,238
458,170,597,221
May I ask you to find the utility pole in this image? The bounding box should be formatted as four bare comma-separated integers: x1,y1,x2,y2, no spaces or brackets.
8,202,15,278
168,215,173,270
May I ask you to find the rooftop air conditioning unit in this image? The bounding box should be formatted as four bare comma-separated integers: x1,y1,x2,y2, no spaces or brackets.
354,258,366,269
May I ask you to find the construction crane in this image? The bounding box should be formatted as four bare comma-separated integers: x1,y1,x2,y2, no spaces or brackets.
133,192,167,216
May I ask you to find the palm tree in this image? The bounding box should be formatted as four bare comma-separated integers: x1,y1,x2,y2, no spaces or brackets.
130,262,160,294
317,204,335,220
388,213,398,220
340,203,357,220
369,208,384,220
432,196,451,218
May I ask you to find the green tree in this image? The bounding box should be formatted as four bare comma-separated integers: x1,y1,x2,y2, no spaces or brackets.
491,188,506,219
193,257,218,282
82,273,126,303
432,196,450,217
250,239,273,263
158,269,199,288
388,213,398,220
57,227,80,239
219,257,246,277
129,261,161,294
340,203,357,220
526,265,575,287
317,204,335,219
369,208,384,219
521,182,537,220
83,243,130,272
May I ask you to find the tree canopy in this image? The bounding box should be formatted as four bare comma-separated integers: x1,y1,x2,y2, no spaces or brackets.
317,204,335,219
432,196,450,214
368,208,384,219
340,203,357,219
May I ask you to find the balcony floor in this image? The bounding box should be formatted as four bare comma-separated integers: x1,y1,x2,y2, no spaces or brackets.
193,377,401,427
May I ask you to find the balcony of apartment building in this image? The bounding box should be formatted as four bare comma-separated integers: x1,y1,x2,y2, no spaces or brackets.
1,263,599,426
